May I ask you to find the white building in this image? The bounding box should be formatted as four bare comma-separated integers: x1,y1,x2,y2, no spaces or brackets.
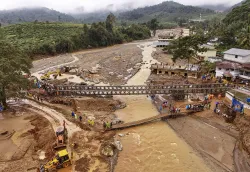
182,29,190,37
216,61,241,77
223,48,250,64
215,48,250,78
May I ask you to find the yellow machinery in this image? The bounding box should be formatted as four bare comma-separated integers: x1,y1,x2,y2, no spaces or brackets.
39,149,71,172
40,70,61,80
54,126,67,150
224,79,229,84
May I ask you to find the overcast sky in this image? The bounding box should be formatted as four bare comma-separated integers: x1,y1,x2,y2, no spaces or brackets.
0,0,242,13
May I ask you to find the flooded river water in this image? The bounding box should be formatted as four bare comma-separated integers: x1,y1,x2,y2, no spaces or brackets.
114,42,211,172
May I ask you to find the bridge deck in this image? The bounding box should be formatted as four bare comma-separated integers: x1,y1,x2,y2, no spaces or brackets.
108,113,182,130
47,83,233,96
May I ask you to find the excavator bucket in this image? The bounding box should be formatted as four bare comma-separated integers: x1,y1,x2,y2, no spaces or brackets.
54,144,67,150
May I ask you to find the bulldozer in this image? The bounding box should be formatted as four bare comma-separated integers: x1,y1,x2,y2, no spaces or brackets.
54,126,67,150
39,149,71,172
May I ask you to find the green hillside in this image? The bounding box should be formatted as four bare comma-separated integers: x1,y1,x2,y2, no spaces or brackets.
210,0,250,49
1,17,151,57
118,1,215,23
0,7,75,25
223,0,250,24
2,23,83,55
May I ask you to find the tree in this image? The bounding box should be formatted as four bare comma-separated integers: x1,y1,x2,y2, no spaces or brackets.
0,29,32,109
147,18,159,36
164,35,208,62
106,13,116,33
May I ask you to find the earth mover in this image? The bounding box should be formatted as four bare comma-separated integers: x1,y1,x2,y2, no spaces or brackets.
39,149,71,172
54,126,67,150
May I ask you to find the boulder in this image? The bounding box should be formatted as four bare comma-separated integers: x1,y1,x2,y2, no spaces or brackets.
114,141,123,151
112,118,123,125
109,72,114,76
115,102,126,110
127,68,133,74
89,69,98,74
93,79,100,84
118,134,125,137
117,75,123,79
101,145,114,157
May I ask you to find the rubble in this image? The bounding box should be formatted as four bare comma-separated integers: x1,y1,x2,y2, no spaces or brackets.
101,145,114,157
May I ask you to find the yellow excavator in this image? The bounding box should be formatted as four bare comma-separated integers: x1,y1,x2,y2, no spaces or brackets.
40,70,61,80
39,149,71,172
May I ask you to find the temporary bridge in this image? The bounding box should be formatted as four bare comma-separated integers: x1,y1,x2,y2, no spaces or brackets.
108,113,186,130
47,83,232,96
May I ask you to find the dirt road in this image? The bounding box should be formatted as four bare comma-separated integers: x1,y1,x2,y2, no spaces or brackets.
23,99,81,136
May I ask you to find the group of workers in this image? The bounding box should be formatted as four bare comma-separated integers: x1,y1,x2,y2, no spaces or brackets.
71,111,112,129
159,101,181,114
186,104,206,111
202,73,213,82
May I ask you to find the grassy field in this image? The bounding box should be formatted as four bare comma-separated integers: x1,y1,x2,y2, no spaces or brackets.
3,22,84,55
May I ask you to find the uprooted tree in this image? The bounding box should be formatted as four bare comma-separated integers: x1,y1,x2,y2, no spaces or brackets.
0,29,32,109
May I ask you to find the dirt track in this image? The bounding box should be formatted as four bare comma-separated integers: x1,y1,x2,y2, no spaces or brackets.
24,99,81,136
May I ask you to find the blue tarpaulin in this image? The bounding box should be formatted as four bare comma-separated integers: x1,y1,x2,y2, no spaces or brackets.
247,98,250,103
232,98,244,113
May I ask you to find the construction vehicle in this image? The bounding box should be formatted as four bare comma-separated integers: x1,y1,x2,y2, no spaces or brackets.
40,70,61,80
39,149,71,172
54,126,67,150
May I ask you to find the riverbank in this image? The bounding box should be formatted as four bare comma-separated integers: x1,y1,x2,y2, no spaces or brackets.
25,40,243,172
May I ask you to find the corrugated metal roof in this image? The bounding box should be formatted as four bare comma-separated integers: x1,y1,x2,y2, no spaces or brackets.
224,48,250,57
216,61,241,69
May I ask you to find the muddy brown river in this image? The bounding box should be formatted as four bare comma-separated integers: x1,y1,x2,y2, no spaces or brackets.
114,42,211,172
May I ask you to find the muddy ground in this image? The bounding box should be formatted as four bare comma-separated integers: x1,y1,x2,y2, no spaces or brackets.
165,98,250,172
34,97,125,172
0,105,56,172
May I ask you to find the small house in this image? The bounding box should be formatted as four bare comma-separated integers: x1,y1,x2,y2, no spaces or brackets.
215,61,241,77
223,48,250,64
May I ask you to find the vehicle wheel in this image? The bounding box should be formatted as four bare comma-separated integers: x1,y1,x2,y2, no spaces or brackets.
63,162,70,168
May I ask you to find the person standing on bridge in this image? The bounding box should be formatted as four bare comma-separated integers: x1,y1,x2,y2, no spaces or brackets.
71,111,75,118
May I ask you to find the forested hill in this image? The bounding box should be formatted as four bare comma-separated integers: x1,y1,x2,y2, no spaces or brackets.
118,1,215,22
223,0,250,24
0,7,75,25
225,0,246,12
209,0,250,49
